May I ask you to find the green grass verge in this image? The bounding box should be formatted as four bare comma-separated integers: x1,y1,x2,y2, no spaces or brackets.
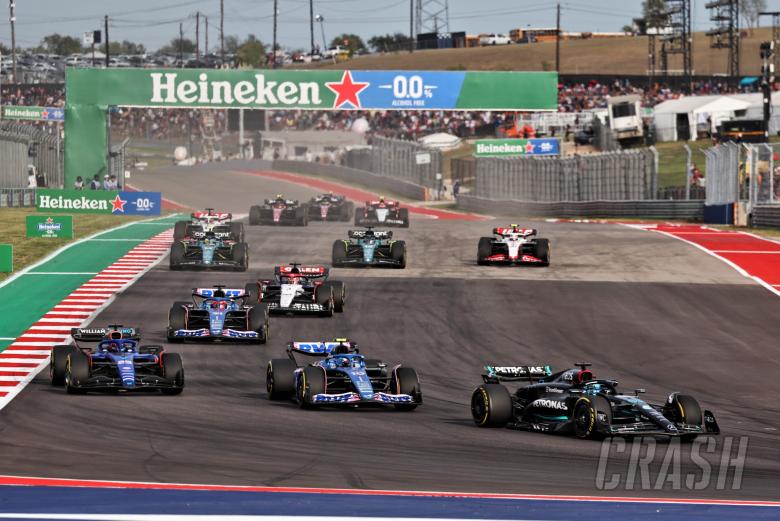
0,208,144,282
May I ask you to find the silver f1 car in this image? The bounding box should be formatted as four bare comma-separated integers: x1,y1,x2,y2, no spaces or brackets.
173,209,244,242
477,225,550,266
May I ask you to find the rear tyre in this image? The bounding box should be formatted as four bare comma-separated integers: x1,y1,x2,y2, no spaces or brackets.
161,353,184,395
573,395,612,440
323,281,346,312
534,238,551,266
169,242,185,270
342,202,354,221
399,208,410,228
391,367,420,411
50,345,78,386
315,287,334,317
295,207,308,226
390,241,406,269
249,205,262,225
297,366,326,408
173,221,189,240
332,241,347,268
167,305,187,343
65,353,91,395
230,222,245,242
232,242,249,271
248,305,269,344
354,213,364,226
471,384,512,427
244,282,258,304
267,358,297,399
477,237,493,265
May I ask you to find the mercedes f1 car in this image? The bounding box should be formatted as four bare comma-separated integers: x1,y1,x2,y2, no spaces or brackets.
306,193,354,221
355,197,409,227
244,264,344,317
266,339,421,410
167,286,269,343
471,364,720,440
173,209,244,242
50,326,184,394
169,229,249,271
249,195,308,226
332,228,406,268
477,225,550,266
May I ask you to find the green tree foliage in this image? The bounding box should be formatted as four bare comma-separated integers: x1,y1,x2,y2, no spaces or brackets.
237,35,266,68
329,33,366,55
159,37,196,54
642,0,667,29
368,32,412,53
108,40,146,55
40,34,84,55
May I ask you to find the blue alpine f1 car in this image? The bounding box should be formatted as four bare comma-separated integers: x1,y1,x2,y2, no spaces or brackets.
167,286,269,343
49,326,184,394
331,228,406,268
266,339,421,410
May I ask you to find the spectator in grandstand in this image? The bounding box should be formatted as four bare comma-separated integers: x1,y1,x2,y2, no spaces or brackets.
74,176,84,190
102,174,112,190
27,169,37,189
690,163,704,186
89,174,101,190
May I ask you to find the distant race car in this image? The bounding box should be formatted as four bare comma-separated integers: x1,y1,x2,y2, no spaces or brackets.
471,364,720,440
355,197,409,227
173,208,244,242
306,193,354,222
249,194,308,226
332,228,406,268
477,224,550,266
167,286,269,343
266,338,421,410
50,326,184,395
169,228,249,271
244,264,344,317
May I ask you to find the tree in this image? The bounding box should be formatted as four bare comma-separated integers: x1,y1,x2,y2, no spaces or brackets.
742,0,766,29
642,0,667,29
236,35,266,68
621,25,634,34
40,34,83,55
109,40,146,55
0,42,9,55
223,35,240,54
329,33,366,55
368,32,412,53
159,37,195,54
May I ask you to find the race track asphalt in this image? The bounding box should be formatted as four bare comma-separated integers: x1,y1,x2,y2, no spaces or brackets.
1,165,778,500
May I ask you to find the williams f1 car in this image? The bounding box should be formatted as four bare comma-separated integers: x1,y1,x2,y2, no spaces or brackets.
332,228,406,268
173,209,244,242
50,326,184,394
355,197,409,227
244,264,344,317
266,339,421,410
471,364,720,440
167,286,269,343
477,225,550,266
169,228,249,271
306,193,354,221
249,195,308,226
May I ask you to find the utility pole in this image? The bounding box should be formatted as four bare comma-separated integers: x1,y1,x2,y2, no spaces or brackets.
205,16,209,56
555,2,561,72
760,41,775,141
9,0,17,83
309,0,315,55
760,12,780,77
409,0,414,53
105,15,110,67
220,0,225,64
195,11,200,65
272,0,278,68
179,22,184,68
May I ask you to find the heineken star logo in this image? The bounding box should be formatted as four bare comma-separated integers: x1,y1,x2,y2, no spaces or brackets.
46,217,54,224
326,71,369,109
111,195,127,213
525,142,535,154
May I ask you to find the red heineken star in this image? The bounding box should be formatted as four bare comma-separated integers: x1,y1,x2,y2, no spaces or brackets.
326,71,369,109
111,195,127,213
525,142,535,154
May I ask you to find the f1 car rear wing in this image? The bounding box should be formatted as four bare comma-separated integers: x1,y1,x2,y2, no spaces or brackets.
348,229,392,240
265,199,297,205
188,229,232,241
287,339,359,358
493,225,536,237
193,287,247,298
482,365,552,383
192,209,232,220
71,326,141,342
367,200,398,206
274,265,329,279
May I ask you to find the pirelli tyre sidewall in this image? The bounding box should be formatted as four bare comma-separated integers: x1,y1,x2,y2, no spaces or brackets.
267,358,297,399
50,345,78,386
573,395,612,439
297,366,325,409
471,384,512,427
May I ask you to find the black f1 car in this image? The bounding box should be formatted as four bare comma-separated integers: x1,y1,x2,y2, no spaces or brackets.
50,326,184,394
355,197,409,228
332,228,406,268
169,229,249,271
477,225,550,266
266,338,421,410
306,193,354,221
244,264,344,317
173,209,244,242
471,364,720,440
249,195,308,226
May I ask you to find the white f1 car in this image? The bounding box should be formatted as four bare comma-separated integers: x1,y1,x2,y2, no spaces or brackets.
477,225,550,266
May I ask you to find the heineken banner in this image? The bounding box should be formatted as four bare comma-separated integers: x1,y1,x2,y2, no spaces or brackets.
36,189,162,215
474,138,560,157
0,245,11,273
2,106,65,122
26,215,74,239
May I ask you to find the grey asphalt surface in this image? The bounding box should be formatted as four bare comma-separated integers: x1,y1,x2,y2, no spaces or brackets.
1,164,778,500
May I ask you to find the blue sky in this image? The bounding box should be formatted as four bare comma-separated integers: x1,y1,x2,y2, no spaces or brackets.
0,0,776,52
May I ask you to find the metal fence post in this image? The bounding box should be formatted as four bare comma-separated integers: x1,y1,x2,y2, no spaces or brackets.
683,144,692,200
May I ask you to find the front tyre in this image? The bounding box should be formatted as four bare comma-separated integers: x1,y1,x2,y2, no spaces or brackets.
297,366,326,409
50,345,78,386
249,205,262,225
390,241,406,269
391,367,420,411
534,238,551,266
332,240,347,268
248,305,270,344
161,353,184,395
471,384,512,427
477,237,493,265
573,395,611,439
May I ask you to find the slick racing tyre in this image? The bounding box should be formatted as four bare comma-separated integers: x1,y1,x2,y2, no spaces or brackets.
471,384,512,427
390,241,406,269
232,242,249,271
295,207,308,226
248,305,270,344
332,241,347,268
161,353,184,395
665,394,703,441
50,345,78,386
399,208,410,228
573,395,612,440
534,239,551,266
65,352,91,395
354,213,364,226
322,281,345,312
169,242,185,270
315,287,334,317
249,205,262,225
167,304,188,343
391,367,420,411
297,366,326,408
341,202,354,221
230,222,245,242
244,282,258,304
173,221,189,241
477,237,493,265
267,358,297,399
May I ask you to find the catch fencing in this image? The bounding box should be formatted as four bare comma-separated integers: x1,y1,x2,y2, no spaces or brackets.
343,136,442,189
0,188,37,207
704,141,780,206
472,149,657,202
0,121,62,189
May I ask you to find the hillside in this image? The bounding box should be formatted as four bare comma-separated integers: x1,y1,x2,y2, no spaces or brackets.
305,28,774,76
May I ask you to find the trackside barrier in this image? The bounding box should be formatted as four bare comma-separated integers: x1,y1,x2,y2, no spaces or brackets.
456,194,705,219
0,121,62,189
343,136,442,189
0,188,37,208
752,205,780,227
272,160,427,201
